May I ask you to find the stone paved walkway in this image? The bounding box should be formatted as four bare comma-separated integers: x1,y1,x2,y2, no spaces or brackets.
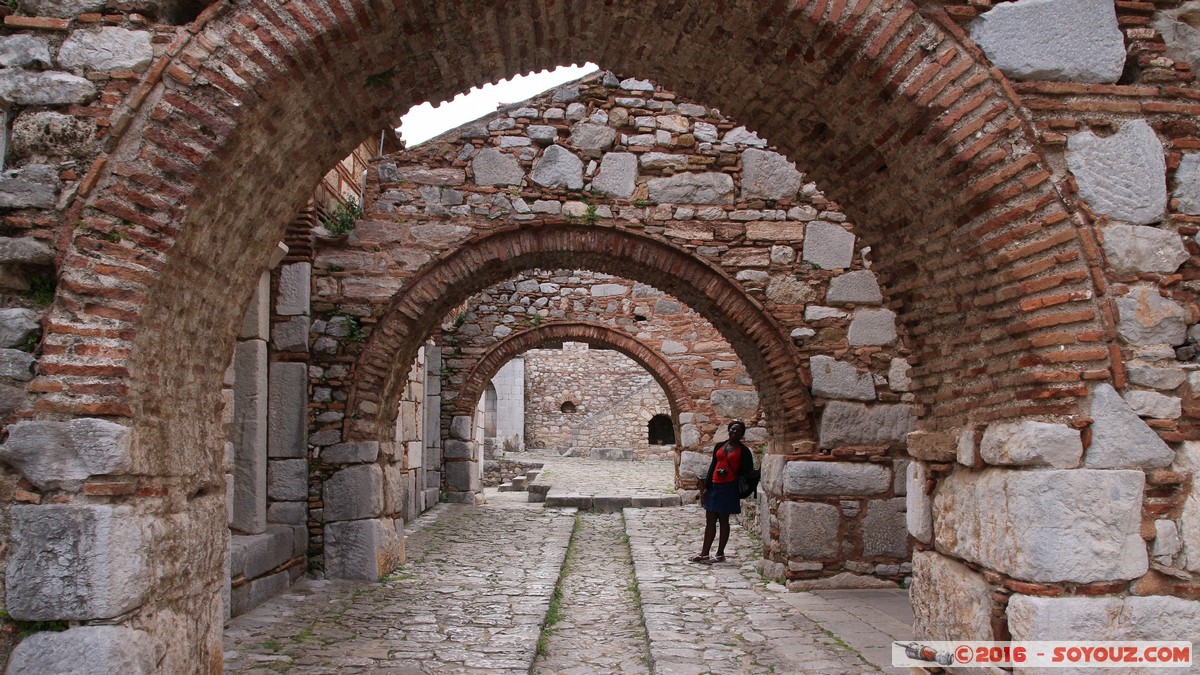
225,455,912,673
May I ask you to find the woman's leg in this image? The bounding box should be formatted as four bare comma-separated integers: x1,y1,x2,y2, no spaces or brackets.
701,510,718,556
716,513,731,557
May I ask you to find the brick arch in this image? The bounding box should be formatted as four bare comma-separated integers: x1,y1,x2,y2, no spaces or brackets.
346,223,807,447
453,321,695,428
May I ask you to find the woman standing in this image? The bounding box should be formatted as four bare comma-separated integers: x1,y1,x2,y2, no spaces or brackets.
691,419,755,563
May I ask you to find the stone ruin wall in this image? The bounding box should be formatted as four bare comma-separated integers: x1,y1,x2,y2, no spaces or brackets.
522,343,671,456
0,0,1199,667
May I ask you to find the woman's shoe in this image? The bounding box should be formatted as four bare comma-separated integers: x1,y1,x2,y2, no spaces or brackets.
710,554,725,563
689,554,711,563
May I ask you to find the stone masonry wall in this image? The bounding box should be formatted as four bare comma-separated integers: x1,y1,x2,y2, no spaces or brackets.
523,343,671,457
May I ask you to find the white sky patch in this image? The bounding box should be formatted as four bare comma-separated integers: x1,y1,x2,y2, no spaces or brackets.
398,63,600,147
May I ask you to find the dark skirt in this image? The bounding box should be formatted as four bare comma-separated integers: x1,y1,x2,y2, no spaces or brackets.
704,481,741,515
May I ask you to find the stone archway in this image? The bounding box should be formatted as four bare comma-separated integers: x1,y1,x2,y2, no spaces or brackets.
4,0,1155,669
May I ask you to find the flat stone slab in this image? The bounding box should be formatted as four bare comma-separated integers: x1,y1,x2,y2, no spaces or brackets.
970,0,1125,83
1068,119,1167,225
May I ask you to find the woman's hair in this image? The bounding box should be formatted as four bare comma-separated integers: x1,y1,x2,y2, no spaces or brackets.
728,419,745,430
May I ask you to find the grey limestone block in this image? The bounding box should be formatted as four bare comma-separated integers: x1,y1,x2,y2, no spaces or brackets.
722,126,767,148
809,355,876,401
0,35,52,69
740,148,802,201
1154,3,1200,75
0,307,41,348
979,420,1082,469
0,418,133,491
444,459,480,493
1124,389,1182,420
268,362,307,458
1126,364,1187,391
12,111,99,161
802,221,855,270
825,270,883,305
324,518,404,581
0,70,97,106
847,308,897,346
6,504,150,620
784,460,891,496
323,464,384,521
267,459,308,502
1116,285,1187,346
530,144,584,189
6,626,155,675
765,275,815,304
933,467,1147,583
970,0,1125,83
1087,383,1175,468
1067,119,1166,225
569,122,616,152
322,441,380,464
240,272,269,340
861,497,908,558
818,401,915,449
781,501,839,558
0,165,59,209
275,263,311,317
910,551,992,642
648,172,734,205
1101,224,1188,274
906,462,932,543
18,0,105,17
0,348,36,381
58,27,153,72
1007,594,1200,642
230,525,295,580
0,236,54,265
1175,153,1200,215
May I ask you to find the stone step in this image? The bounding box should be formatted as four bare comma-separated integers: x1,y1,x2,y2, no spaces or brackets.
525,470,540,481
527,484,551,503
510,476,528,490
498,482,514,492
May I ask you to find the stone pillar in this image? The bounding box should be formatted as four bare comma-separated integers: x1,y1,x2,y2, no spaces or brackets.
444,414,480,503
423,344,443,508
231,289,268,534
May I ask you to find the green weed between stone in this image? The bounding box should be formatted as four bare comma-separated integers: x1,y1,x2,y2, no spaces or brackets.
536,512,582,656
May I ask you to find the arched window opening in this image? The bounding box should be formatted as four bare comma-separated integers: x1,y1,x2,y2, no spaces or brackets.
648,414,675,445
560,400,577,413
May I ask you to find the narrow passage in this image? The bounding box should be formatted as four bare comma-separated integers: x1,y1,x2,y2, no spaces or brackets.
532,512,652,674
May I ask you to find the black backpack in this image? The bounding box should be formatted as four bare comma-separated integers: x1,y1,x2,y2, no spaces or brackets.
738,449,760,498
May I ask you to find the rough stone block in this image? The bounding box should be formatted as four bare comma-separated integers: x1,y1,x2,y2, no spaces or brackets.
0,35,52,69
592,152,636,198
1127,364,1187,391
906,462,932,543
933,468,1147,583
825,270,883,305
472,148,524,186
970,0,1125,83
0,70,97,106
324,518,404,581
383,463,412,516
275,263,311,316
6,626,155,675
818,402,916,449
723,126,767,147
0,418,133,491
648,172,734,204
7,505,149,620
809,355,876,401
1175,153,1200,215
443,439,473,460
1117,287,1186,347
1087,383,1175,469
232,339,268,534
0,348,36,381
323,464,384,521
801,221,855,270
910,551,992,642
240,271,269,340
861,497,908,558
678,450,710,483
0,236,54,265
906,430,957,462
267,501,307,525
710,389,759,420
445,460,480,493
230,525,294,580
1153,519,1181,559
765,275,815,304
847,308,897,346
267,459,308,502
17,0,105,18
1180,442,1200,572
784,460,891,496
271,315,309,352
0,307,41,348
530,144,583,189
231,569,290,618
781,501,839,558
1124,389,1182,419
1101,224,1188,274
1068,119,1166,224
322,441,380,464
268,362,307,459
979,421,1082,469
58,27,153,72
569,122,616,152
450,415,472,440
741,148,801,200
1008,595,1200,643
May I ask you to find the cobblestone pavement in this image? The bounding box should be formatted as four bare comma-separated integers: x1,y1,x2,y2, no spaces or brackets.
523,449,676,497
225,455,909,673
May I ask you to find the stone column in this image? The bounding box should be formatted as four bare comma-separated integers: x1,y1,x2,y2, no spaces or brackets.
423,344,443,508
230,272,270,534
444,414,480,503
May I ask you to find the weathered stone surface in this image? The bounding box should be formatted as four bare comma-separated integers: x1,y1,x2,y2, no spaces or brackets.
0,418,132,491
0,236,54,266
471,148,524,186
648,172,734,204
861,498,907,558
0,348,36,381
907,431,957,462
569,123,616,152
530,144,583,189
0,70,97,106
1154,3,1200,74
323,464,384,521
910,551,992,642
802,221,855,270
1154,519,1181,560
527,125,558,144
270,315,308,352
232,339,268,534
1008,595,1200,643
230,526,294,579
590,283,626,297
0,165,59,209
267,459,307,501
819,402,915,449
1127,364,1187,390
17,0,104,17
1181,443,1200,572
591,152,636,198
933,468,1147,583
785,572,895,591
1101,224,1189,274
710,389,759,420
324,518,404,581
239,271,269,340
847,308,897,346
746,222,805,241
7,505,149,620
275,263,311,317
639,152,688,170
322,441,380,464
678,450,710,482
888,358,912,392
764,275,815,305
0,35,51,69
1124,389,1182,419
906,462,932,543
445,460,480,492
979,421,1082,469
784,461,891,496
58,27,153,71
393,166,465,185
6,626,155,675
1175,152,1200,217
722,126,767,147
442,439,472,460
12,111,98,161
268,501,307,525
1087,383,1175,468
781,501,839,558
825,270,882,305
383,463,412,516
741,148,802,200
1067,120,1166,225
268,362,307,459
809,355,876,401
1115,286,1186,346
970,0,1125,83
